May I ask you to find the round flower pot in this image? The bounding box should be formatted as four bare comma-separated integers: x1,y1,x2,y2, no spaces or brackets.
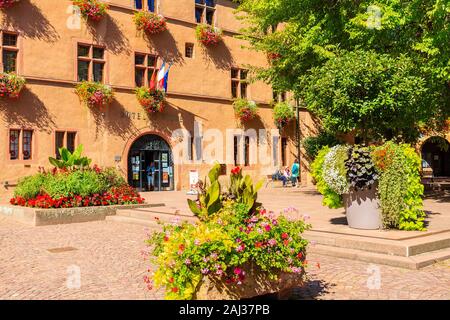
343,186,382,230
193,263,305,300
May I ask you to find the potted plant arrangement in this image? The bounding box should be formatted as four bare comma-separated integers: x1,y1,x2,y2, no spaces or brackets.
233,98,258,123
133,11,167,35
135,87,165,113
195,24,223,46
0,0,19,9
311,141,425,230
273,101,295,129
144,164,310,300
10,144,144,208
73,0,109,22
75,81,114,108
0,73,26,98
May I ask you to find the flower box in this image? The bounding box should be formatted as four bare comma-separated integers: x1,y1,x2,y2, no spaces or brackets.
196,24,223,46
0,73,25,98
73,0,108,22
273,102,295,129
135,87,165,113
133,11,167,35
0,0,19,9
233,98,258,122
75,81,113,108
194,262,304,300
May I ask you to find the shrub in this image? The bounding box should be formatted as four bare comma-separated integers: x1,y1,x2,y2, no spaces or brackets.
73,0,108,21
49,145,91,169
232,98,258,122
345,146,379,191
135,87,165,113
14,174,47,200
146,165,309,300
322,145,350,195
75,81,114,108
0,73,25,98
98,167,127,190
273,102,295,128
310,146,343,208
0,0,19,9
303,131,340,160
195,24,222,46
133,11,167,34
373,142,425,230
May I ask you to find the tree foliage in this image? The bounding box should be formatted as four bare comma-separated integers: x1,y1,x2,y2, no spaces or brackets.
235,0,450,142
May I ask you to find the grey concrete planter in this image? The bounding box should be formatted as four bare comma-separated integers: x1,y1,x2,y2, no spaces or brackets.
343,186,382,230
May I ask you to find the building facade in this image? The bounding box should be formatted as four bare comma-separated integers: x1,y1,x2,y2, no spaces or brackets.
0,0,321,202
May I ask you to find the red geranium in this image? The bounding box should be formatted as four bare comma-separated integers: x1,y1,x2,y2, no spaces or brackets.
231,167,241,175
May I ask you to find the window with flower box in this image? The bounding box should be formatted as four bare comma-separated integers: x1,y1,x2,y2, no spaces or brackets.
55,131,77,159
77,44,105,83
1,32,18,73
9,129,33,161
135,53,158,87
135,0,155,12
231,68,248,99
195,0,216,25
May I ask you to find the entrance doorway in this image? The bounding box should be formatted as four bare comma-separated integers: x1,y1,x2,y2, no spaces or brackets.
421,137,450,177
128,134,174,191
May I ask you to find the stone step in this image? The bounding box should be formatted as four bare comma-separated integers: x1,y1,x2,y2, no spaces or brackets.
109,206,198,226
304,230,450,257
106,215,161,227
309,244,450,269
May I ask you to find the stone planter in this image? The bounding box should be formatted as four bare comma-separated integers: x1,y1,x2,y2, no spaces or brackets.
194,263,305,300
343,186,382,230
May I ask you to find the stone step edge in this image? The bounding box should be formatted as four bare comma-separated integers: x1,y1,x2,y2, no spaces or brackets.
106,215,194,227
121,207,194,218
304,230,450,257
309,244,450,270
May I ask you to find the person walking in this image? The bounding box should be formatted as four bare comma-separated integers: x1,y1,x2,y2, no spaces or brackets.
146,162,156,191
291,159,300,187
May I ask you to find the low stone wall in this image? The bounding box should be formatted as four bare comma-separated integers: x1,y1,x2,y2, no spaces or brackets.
0,203,163,226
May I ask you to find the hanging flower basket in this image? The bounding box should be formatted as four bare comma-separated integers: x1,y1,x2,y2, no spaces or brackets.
233,98,258,122
267,52,282,63
75,81,114,108
0,73,25,98
133,11,167,35
273,102,295,128
195,24,223,46
0,0,19,9
73,0,108,22
135,87,165,113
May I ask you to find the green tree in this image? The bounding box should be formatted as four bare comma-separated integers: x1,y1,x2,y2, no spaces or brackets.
235,0,450,142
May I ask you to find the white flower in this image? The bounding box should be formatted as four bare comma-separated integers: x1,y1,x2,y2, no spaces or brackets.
322,145,350,194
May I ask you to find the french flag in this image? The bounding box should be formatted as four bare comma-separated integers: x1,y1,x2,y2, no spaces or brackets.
157,61,172,92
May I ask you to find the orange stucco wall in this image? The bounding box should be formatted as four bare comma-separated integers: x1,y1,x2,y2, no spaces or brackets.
0,0,320,202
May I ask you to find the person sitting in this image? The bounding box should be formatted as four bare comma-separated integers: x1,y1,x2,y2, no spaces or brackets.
280,167,291,187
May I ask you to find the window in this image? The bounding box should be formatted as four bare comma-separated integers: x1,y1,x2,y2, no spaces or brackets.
231,68,248,99
1,32,18,73
233,136,239,166
134,0,155,12
244,136,250,167
195,0,216,25
273,90,287,102
185,43,194,58
55,131,77,159
273,136,279,167
77,44,105,82
9,129,33,161
134,53,158,87
281,137,288,166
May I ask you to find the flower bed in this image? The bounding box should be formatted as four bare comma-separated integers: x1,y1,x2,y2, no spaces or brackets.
0,73,25,98
273,102,295,128
233,98,258,122
312,142,425,230
10,145,144,209
133,11,167,34
75,81,113,108
195,24,223,46
73,0,108,22
144,164,309,300
135,87,165,113
0,0,19,9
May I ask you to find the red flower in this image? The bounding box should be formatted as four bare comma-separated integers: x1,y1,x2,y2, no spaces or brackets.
264,224,271,232
255,241,263,248
297,252,303,259
283,239,289,246
171,287,178,293
231,166,241,175
168,277,174,283
178,244,185,251
281,233,289,239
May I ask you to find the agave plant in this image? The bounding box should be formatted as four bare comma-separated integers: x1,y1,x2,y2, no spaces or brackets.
48,144,92,169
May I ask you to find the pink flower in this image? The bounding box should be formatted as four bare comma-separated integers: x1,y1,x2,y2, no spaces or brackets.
236,244,245,252
234,267,242,275
268,239,277,247
264,224,271,232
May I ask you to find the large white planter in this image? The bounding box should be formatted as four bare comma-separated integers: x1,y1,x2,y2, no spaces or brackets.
343,186,382,230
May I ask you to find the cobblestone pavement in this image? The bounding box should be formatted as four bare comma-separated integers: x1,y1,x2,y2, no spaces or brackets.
0,216,449,300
